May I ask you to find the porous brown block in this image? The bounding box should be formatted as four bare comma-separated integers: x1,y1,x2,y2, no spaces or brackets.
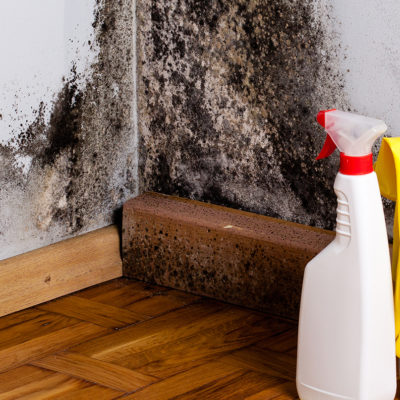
122,192,334,320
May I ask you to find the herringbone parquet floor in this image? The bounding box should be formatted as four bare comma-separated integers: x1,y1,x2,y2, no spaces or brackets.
0,278,302,399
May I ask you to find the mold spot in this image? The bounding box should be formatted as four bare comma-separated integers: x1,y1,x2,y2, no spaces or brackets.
138,0,348,230
41,72,83,166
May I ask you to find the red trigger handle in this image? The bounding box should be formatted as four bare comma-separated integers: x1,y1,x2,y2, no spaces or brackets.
316,135,337,160
316,109,337,160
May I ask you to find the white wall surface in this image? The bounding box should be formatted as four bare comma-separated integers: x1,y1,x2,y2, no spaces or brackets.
325,0,400,137
0,0,137,260
0,0,97,172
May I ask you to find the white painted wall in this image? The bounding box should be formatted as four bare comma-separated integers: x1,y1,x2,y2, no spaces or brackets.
322,0,400,137
0,0,97,172
0,0,103,260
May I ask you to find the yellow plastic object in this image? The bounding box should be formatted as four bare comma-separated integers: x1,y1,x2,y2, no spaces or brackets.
374,137,400,357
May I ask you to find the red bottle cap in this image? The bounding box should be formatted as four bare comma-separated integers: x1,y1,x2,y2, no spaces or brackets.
339,153,373,175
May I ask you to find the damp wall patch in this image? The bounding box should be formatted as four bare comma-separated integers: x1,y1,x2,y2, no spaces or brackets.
0,0,138,260
137,0,398,234
137,0,347,230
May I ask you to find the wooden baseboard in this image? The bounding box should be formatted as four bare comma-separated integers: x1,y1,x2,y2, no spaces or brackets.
122,192,335,320
0,225,122,317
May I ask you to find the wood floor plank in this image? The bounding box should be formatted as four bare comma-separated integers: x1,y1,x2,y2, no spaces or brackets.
38,296,150,329
97,311,263,377
71,300,229,358
0,321,107,372
0,278,302,399
126,289,200,317
0,375,86,400
0,309,46,331
0,365,121,400
245,381,299,400
121,361,246,400
75,279,199,317
31,352,158,392
219,346,297,381
75,278,145,297
255,327,298,353
48,384,121,400
288,348,297,357
75,279,167,308
174,370,284,400
101,312,287,379
0,365,54,394
0,312,85,350
0,365,89,400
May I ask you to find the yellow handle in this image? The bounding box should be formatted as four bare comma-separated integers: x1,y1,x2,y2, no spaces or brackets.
374,137,400,357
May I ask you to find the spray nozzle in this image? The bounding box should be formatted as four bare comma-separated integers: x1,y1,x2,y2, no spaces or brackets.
316,109,387,159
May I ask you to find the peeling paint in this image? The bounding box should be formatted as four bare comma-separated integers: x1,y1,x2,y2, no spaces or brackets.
0,0,138,259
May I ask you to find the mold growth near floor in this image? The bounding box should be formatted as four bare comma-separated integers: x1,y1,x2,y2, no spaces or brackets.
138,0,350,230
0,0,138,259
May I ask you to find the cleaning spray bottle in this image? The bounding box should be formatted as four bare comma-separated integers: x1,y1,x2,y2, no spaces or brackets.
296,109,396,400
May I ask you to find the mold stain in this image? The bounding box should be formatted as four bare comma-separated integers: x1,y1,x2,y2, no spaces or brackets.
42,72,84,167
138,0,348,230
0,0,137,259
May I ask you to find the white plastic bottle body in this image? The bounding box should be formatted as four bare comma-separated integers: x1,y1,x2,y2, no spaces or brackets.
296,171,396,400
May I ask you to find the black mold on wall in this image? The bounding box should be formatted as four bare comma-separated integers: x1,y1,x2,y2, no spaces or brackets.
138,0,347,229
0,0,137,256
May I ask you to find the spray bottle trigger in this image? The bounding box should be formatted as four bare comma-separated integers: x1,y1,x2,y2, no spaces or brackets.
316,134,337,160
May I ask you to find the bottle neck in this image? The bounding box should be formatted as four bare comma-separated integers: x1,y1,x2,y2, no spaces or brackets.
339,153,373,175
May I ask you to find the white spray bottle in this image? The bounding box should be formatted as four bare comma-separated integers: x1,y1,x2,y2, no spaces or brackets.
296,110,396,400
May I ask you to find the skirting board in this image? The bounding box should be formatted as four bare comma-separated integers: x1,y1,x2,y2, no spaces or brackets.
0,225,122,317
122,192,335,320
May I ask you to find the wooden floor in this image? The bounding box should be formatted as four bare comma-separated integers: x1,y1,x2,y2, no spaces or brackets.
0,278,301,399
